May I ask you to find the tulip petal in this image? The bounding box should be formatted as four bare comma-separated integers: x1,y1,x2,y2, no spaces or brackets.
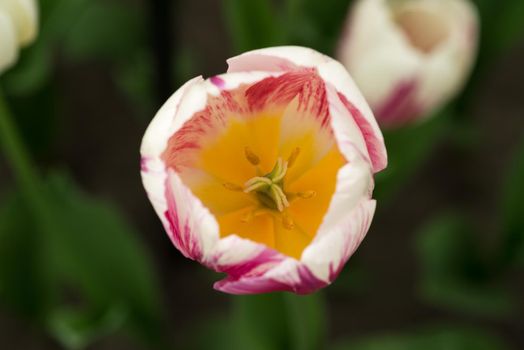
0,0,38,46
337,0,478,126
143,47,387,295
141,72,286,261
227,46,387,172
214,198,376,294
0,11,18,73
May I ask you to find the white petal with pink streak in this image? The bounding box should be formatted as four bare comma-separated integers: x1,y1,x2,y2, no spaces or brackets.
142,47,386,294
227,45,387,173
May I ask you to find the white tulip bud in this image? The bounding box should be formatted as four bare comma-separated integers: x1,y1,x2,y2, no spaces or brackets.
337,0,479,127
0,0,38,74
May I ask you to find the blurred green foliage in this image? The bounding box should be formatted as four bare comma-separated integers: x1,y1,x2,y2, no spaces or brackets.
224,0,352,54
331,326,511,350
374,109,453,201
415,214,517,317
0,173,164,349
186,293,326,350
500,139,524,268
3,0,154,117
0,0,523,349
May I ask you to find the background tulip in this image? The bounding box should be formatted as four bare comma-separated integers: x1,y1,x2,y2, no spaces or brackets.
337,0,479,127
0,0,38,74
1,0,523,348
141,46,387,294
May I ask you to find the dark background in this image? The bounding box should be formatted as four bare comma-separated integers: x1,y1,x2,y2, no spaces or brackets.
0,0,523,349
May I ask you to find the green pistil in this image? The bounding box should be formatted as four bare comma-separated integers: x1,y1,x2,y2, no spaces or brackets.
244,158,290,212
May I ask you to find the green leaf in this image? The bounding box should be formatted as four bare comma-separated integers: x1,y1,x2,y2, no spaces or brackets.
331,326,511,350
415,214,515,317
478,0,524,55
0,192,50,319
182,314,236,350
223,0,286,52
231,294,291,350
2,42,53,95
287,0,353,53
41,172,163,343
188,293,327,350
47,305,127,350
226,293,327,350
1,172,164,348
114,51,156,119
61,2,145,61
284,293,327,350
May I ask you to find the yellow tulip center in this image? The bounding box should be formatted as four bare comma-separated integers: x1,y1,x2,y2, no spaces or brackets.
223,146,318,231
172,109,346,259
163,71,348,260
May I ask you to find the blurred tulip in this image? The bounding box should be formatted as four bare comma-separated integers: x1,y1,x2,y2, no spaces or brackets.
0,0,38,74
141,46,387,294
337,0,479,127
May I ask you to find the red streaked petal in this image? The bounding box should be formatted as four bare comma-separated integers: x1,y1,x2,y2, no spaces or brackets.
245,69,330,128
337,92,388,173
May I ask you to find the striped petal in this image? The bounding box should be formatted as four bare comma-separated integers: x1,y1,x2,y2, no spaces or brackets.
228,46,387,173
141,46,387,294
337,0,479,127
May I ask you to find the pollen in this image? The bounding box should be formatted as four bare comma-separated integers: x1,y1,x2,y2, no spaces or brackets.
287,147,301,168
297,190,316,199
223,182,243,191
244,146,261,166
282,214,295,230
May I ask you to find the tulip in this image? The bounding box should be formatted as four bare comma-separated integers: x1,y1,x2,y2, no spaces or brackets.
0,0,38,74
337,0,479,127
141,46,387,294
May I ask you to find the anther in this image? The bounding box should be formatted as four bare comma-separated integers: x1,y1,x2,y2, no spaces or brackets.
287,147,300,168
223,182,243,192
241,210,254,223
282,215,295,230
244,146,260,166
297,190,316,199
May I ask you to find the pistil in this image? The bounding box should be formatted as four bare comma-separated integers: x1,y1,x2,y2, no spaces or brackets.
244,157,290,212
221,147,316,223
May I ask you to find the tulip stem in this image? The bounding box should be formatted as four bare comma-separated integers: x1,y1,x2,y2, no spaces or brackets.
0,90,48,219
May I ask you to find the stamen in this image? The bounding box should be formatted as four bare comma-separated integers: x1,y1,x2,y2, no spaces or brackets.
244,146,260,166
297,190,316,199
287,147,301,168
244,177,272,193
270,186,285,212
242,157,290,212
272,185,289,209
223,182,243,192
269,158,288,183
282,214,295,230
241,210,254,223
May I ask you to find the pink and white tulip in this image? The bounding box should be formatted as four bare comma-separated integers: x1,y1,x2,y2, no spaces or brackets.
0,0,38,74
337,0,479,127
141,46,387,294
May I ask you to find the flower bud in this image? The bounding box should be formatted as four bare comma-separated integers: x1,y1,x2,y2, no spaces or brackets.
0,0,38,74
337,0,479,127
